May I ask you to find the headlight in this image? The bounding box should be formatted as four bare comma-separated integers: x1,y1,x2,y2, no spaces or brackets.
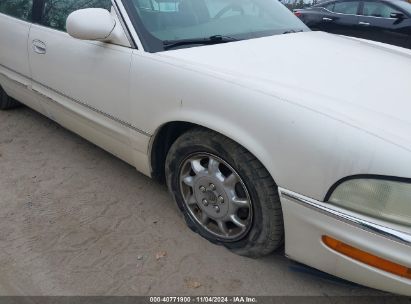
327,178,411,226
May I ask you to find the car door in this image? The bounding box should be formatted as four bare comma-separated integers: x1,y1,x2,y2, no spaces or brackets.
303,4,340,31
358,0,411,48
323,0,361,36
28,0,136,161
0,0,34,99
307,2,339,31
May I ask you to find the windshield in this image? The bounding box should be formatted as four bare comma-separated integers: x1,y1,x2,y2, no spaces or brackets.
123,0,309,52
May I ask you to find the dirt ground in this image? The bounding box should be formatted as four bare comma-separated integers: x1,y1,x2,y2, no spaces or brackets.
0,107,384,296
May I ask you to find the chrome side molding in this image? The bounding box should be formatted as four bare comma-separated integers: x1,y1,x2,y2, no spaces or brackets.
279,188,411,247
0,63,151,137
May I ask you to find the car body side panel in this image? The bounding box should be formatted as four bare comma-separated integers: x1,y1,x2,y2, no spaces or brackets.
1,2,411,294
28,24,133,128
129,51,411,201
0,13,44,112
298,7,360,35
0,14,31,81
28,80,151,175
25,23,151,174
357,15,411,48
326,13,360,36
0,67,46,116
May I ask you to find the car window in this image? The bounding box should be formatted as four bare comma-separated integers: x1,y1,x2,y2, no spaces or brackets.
0,0,33,21
323,2,336,11
332,1,360,14
363,1,401,17
41,0,112,32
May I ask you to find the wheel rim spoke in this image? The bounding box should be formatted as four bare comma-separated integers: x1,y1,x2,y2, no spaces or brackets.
231,197,250,210
201,212,209,225
183,176,195,187
230,215,247,230
224,173,239,189
187,195,197,206
207,158,221,176
217,220,229,236
191,159,206,175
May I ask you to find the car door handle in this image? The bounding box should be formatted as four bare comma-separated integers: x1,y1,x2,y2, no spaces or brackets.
32,40,47,54
322,17,334,22
359,22,371,26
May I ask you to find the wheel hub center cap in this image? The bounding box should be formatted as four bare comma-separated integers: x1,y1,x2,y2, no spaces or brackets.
194,178,228,219
204,190,217,203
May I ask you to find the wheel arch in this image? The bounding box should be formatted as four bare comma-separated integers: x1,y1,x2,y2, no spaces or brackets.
149,121,198,183
148,120,280,189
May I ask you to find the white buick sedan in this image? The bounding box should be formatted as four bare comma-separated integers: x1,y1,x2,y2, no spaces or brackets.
1,0,410,295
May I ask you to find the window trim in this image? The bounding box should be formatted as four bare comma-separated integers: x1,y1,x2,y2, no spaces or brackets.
112,0,137,48
121,0,165,52
32,0,43,23
318,0,410,18
320,0,362,16
315,1,336,12
359,0,409,19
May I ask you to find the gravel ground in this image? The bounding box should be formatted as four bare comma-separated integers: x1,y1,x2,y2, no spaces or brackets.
0,107,384,296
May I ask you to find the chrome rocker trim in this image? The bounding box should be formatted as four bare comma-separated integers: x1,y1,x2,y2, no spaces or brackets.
279,188,411,247
0,63,152,137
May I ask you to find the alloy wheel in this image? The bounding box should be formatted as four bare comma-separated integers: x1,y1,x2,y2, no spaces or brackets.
179,153,253,240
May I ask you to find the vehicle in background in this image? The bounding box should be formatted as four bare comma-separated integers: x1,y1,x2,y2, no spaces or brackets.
294,0,411,48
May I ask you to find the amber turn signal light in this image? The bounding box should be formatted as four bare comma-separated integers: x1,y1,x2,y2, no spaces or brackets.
322,235,411,280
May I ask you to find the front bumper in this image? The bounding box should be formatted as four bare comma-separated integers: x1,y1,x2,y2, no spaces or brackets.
279,188,411,295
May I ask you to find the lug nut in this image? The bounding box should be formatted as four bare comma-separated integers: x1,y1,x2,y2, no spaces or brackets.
214,205,220,213
217,196,224,204
209,183,216,190
202,199,209,206
199,186,206,193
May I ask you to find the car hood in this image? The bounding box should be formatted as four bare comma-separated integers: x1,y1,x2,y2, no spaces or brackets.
158,31,411,151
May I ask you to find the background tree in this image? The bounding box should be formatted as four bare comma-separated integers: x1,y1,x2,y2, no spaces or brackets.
0,0,33,20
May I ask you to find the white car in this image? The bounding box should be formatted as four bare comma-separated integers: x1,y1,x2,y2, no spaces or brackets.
1,0,410,295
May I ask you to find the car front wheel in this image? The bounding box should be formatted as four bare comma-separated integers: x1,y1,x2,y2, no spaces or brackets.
165,128,283,258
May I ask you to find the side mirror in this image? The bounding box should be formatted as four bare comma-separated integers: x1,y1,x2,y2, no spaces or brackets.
390,12,406,19
66,8,116,41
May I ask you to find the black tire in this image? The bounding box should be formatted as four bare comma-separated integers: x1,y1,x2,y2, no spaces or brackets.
165,127,283,258
0,86,20,110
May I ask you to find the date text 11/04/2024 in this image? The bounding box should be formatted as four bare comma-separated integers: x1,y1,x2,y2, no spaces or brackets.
149,297,258,303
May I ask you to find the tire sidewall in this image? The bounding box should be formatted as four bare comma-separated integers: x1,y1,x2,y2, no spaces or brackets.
0,87,6,104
